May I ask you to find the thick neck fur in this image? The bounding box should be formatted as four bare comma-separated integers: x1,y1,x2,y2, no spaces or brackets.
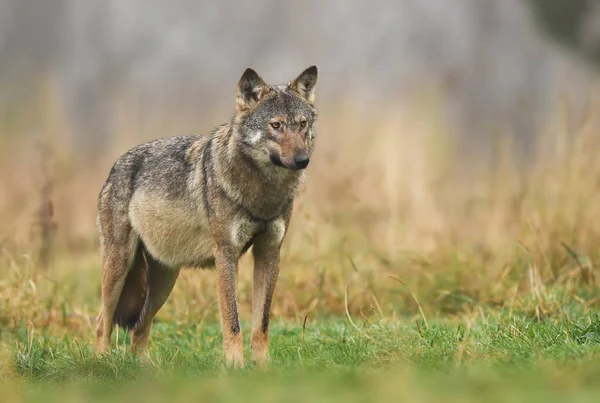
208,121,304,221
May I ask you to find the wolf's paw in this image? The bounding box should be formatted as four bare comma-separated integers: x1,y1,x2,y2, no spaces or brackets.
94,339,110,355
134,348,153,365
251,348,270,367
224,348,245,369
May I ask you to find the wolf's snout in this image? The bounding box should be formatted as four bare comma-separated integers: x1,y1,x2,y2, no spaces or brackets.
294,154,310,169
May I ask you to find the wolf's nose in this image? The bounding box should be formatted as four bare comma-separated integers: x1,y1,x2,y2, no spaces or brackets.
294,154,310,169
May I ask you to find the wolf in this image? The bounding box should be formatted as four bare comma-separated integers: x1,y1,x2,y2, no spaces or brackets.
95,66,318,367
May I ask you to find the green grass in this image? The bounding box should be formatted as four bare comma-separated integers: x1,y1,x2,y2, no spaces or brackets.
4,312,600,402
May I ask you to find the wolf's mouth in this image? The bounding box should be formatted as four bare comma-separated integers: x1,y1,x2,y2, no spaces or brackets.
269,153,307,170
269,153,286,168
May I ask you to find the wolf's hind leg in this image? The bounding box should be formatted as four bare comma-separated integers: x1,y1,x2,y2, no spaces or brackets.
130,251,180,354
95,225,140,353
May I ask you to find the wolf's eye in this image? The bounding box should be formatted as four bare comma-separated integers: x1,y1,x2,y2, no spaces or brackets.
300,120,307,129
270,122,281,129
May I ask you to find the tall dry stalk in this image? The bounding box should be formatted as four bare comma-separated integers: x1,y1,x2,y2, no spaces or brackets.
34,137,56,271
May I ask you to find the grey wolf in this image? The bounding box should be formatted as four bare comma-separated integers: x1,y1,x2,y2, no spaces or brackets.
95,66,318,368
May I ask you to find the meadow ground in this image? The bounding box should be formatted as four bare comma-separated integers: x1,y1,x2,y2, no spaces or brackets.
1,84,600,401
1,275,600,402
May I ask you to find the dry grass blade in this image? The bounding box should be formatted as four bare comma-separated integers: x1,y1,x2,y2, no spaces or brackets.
412,292,429,330
302,314,308,344
561,241,595,285
387,275,406,285
415,319,424,339
344,285,369,338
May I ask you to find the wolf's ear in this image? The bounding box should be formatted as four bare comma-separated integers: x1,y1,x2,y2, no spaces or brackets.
236,68,269,112
289,66,318,104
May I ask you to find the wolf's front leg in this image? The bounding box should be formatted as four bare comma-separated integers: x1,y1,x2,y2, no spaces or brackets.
215,246,244,368
251,236,282,366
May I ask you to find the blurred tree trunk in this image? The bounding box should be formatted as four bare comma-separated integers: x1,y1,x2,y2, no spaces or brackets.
526,0,600,66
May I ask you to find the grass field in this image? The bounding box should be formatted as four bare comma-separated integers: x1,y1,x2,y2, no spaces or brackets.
1,83,600,401
2,297,600,402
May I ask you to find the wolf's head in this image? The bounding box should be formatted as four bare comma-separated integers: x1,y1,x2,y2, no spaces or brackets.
233,66,318,171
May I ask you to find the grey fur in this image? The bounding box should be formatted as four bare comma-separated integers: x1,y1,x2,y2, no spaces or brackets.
95,66,318,367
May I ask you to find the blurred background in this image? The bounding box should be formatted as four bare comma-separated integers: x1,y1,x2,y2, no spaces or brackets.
1,0,599,321
1,0,599,149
